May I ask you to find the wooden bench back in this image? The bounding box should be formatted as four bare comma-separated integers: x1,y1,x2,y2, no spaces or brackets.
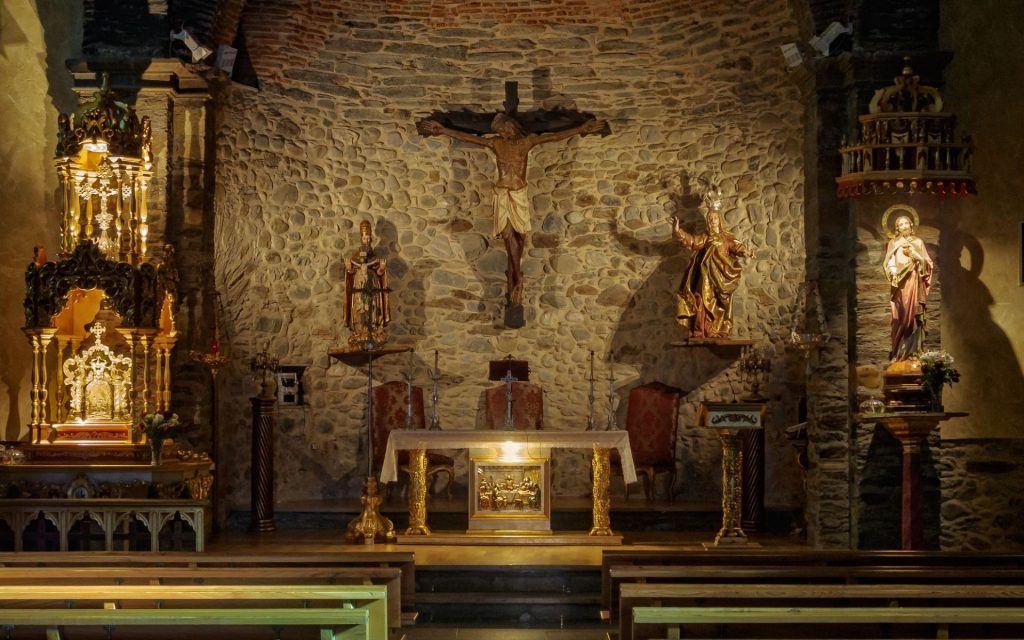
0,565,405,630
0,550,417,603
601,549,1024,610
0,583,389,640
633,604,1024,640
607,564,1024,625
620,583,1024,640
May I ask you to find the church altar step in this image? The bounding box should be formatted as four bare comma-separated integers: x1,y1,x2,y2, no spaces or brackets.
396,531,622,545
228,496,799,534
414,565,601,625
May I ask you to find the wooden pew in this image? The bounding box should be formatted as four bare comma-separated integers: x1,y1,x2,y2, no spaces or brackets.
0,565,406,632
0,550,417,605
0,583,388,640
621,583,1024,640
602,561,1024,626
633,604,1024,640
600,549,1024,614
607,564,1024,625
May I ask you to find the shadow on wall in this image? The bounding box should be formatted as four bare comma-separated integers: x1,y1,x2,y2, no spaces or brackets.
608,216,735,401
941,226,1024,425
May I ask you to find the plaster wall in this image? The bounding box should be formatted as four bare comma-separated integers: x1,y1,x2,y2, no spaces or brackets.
0,1,80,440
939,0,1024,441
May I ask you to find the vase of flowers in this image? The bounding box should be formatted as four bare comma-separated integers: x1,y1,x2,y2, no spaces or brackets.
136,412,181,465
918,351,960,413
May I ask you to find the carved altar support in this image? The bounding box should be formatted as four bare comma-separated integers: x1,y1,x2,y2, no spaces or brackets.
700,402,766,547
382,430,634,543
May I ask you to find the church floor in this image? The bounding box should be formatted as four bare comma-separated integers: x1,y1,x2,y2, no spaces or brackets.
207,497,806,637
205,527,805,637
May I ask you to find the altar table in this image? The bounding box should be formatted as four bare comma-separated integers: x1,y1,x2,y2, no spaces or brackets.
381,430,637,537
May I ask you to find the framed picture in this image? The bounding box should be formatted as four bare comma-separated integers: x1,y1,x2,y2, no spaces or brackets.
275,365,307,406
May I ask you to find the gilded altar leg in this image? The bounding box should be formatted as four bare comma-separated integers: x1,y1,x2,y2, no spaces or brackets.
589,447,613,536
405,448,431,535
714,431,748,545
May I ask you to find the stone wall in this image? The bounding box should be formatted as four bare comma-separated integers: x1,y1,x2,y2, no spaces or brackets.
213,0,809,512
939,439,1024,551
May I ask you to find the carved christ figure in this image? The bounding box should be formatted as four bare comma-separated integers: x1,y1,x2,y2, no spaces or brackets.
419,113,605,305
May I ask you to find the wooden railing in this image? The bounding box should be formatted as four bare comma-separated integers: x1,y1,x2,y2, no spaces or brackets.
0,583,388,640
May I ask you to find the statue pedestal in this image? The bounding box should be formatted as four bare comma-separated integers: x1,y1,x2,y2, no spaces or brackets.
700,402,766,547
864,411,966,550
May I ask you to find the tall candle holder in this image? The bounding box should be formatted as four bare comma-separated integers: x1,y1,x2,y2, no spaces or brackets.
189,290,230,530
606,354,617,431
428,350,442,430
586,351,596,431
738,343,773,401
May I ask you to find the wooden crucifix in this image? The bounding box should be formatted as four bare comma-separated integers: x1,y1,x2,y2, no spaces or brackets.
417,81,607,328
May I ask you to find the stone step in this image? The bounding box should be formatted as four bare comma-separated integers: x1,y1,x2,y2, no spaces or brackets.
414,565,602,625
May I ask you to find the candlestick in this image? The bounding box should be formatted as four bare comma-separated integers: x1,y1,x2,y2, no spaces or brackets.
429,349,441,430
586,350,596,431
607,354,617,431
404,350,415,430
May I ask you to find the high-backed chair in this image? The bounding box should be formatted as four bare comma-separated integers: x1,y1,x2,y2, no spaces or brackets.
618,381,681,501
371,381,454,498
482,382,544,430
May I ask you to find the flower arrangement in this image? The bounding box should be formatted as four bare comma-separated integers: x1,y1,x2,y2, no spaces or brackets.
918,351,960,411
135,412,181,445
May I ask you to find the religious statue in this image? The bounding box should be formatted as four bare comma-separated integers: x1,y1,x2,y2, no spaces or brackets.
418,112,605,309
672,189,749,339
883,212,933,361
343,220,390,348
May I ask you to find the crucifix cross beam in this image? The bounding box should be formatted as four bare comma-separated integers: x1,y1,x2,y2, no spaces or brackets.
417,81,608,328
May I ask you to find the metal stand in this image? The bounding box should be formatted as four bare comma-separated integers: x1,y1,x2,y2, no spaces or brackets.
344,345,396,544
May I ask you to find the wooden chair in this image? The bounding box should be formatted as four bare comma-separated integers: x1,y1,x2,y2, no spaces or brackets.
372,381,454,498
615,381,681,501
482,381,544,430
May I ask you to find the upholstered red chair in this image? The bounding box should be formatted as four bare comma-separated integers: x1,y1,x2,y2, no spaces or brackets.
617,381,681,501
372,380,454,498
482,382,544,430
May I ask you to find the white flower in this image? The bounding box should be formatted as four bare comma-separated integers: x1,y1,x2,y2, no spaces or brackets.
918,350,954,367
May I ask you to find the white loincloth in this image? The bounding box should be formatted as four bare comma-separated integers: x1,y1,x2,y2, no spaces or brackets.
493,186,530,236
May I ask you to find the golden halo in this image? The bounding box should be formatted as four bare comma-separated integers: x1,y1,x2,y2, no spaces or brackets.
880,204,920,239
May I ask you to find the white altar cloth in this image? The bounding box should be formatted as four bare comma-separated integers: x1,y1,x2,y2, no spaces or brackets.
381,430,637,484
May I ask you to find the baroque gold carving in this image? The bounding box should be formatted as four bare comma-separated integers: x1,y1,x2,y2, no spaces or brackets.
62,322,133,423
589,447,613,536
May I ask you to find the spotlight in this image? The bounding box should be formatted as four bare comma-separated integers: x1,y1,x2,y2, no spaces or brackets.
170,28,213,63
